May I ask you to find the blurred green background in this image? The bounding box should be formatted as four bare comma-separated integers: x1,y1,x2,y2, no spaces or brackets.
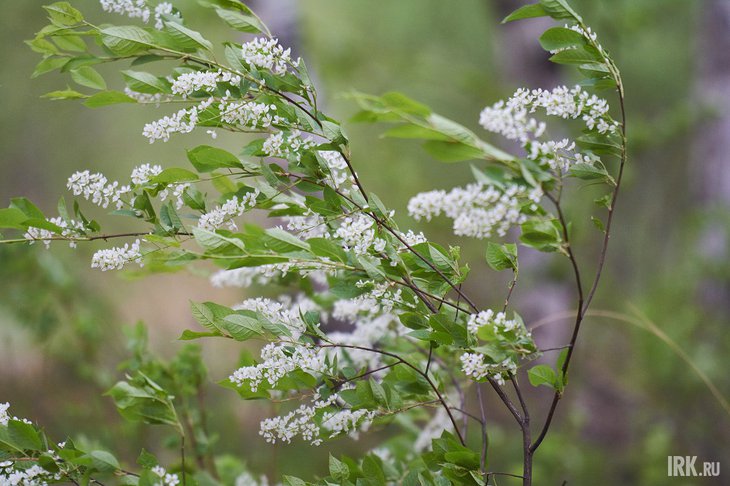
1,0,728,484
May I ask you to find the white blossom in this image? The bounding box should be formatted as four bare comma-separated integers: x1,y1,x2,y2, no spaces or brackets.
241,37,299,76
159,183,190,210
153,2,178,30
319,151,352,190
100,0,150,23
197,191,259,231
229,343,327,392
282,212,329,239
235,472,270,486
334,213,377,255
124,87,169,106
130,163,162,185
24,217,85,249
90,239,143,271
479,85,618,144
220,100,285,129
151,465,180,486
467,310,520,335
321,408,376,439
408,183,540,239
262,130,316,161
171,70,242,98
460,353,516,385
142,98,214,143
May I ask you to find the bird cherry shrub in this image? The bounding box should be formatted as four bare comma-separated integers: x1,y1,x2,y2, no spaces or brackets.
0,0,627,485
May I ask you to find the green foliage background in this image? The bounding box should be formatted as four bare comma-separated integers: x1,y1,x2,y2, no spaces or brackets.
0,0,727,484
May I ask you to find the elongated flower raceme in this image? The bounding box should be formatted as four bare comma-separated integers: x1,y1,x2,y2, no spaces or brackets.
408,182,542,239
91,239,143,271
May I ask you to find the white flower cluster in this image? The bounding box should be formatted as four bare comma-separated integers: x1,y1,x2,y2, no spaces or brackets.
90,239,143,271
159,183,190,210
124,87,169,106
259,394,336,445
67,170,132,210
153,2,175,30
210,260,333,288
235,472,270,486
319,151,351,190
151,465,180,486
219,100,286,129
259,392,375,445
142,107,196,143
262,130,317,161
0,403,32,426
399,229,428,248
100,0,176,30
282,212,329,239
0,462,62,486
408,183,541,239
170,70,242,98
100,0,150,23
234,295,317,339
229,343,326,392
25,217,85,249
334,213,386,255
460,354,517,386
467,309,520,336
197,191,259,231
130,163,162,185
241,37,299,76
479,85,617,141
321,408,376,439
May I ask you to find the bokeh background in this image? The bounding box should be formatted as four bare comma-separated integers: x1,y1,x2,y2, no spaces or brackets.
1,0,729,484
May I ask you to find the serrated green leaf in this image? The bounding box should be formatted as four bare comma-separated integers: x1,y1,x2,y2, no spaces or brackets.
502,3,547,23
84,90,136,108
70,66,106,90
101,26,155,56
187,145,243,172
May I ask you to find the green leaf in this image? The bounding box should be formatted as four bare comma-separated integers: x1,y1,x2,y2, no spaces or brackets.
121,70,169,94
264,227,310,252
101,26,155,56
329,455,350,482
52,34,86,52
549,46,602,65
88,450,120,472
193,227,246,252
502,3,547,23
43,2,83,25
84,90,136,108
0,420,43,451
520,219,563,253
31,56,68,78
528,364,557,389
539,27,586,52
150,168,200,184
220,313,264,341
422,140,486,162
11,197,45,219
485,242,518,272
215,7,266,34
163,21,213,52
0,208,29,229
179,329,220,340
70,66,106,90
42,88,85,100
568,163,615,185
187,145,243,172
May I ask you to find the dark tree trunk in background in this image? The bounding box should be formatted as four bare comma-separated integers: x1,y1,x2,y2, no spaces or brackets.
694,0,730,312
